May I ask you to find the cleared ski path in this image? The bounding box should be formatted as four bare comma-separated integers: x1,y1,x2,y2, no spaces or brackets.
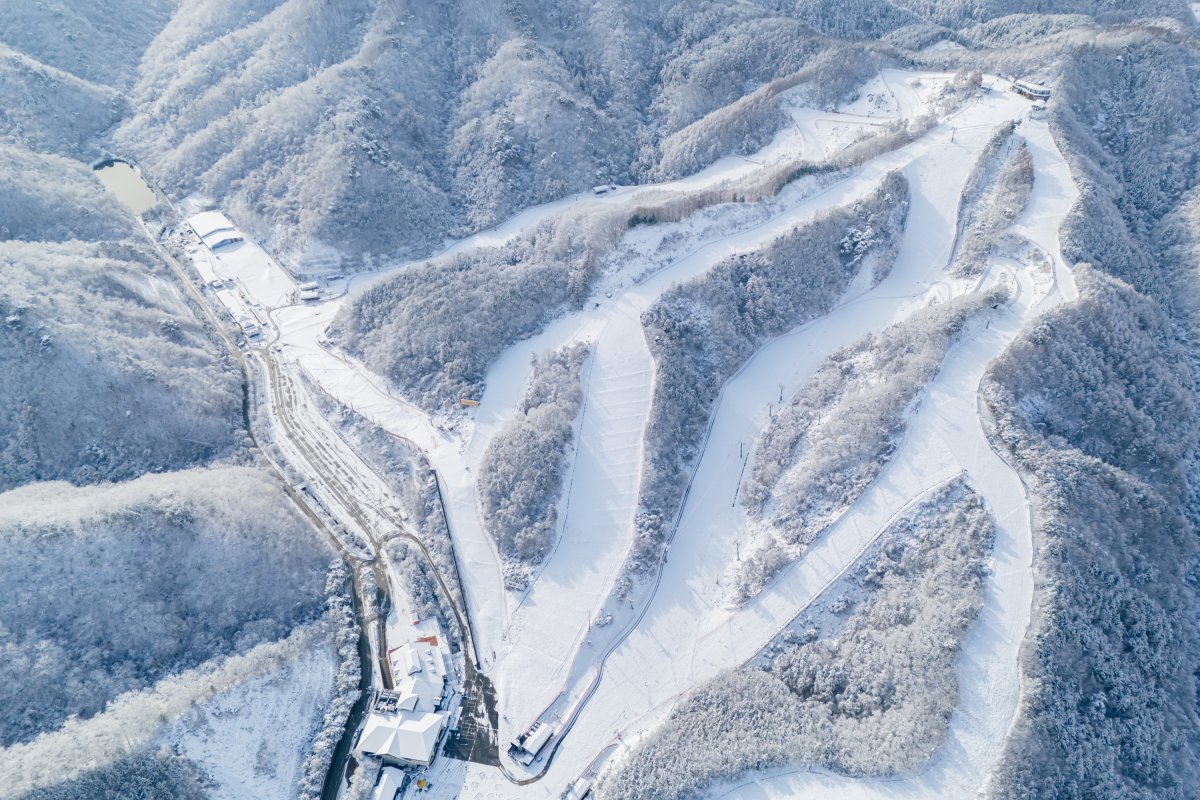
272,71,928,672
281,69,944,730
483,99,971,748
462,114,1076,799
701,118,1079,800
530,120,1073,798
266,70,1079,800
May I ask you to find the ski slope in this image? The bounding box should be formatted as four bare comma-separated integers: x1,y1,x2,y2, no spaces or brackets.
699,118,1078,800
449,84,1078,798
205,68,1080,800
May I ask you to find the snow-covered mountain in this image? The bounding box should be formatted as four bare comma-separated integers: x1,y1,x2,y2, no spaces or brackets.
2,1,1199,799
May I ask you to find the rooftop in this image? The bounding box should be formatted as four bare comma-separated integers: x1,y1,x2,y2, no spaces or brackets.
358,708,446,767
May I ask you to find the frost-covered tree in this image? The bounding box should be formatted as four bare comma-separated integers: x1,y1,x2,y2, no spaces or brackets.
601,480,995,799
633,172,911,572
478,344,589,589
17,749,208,800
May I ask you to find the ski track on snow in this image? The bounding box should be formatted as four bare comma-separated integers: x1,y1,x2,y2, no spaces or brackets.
253,70,1080,799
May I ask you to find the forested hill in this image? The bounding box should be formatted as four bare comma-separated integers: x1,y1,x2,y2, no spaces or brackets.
2,0,1188,270
1,1,1199,798
982,33,1200,798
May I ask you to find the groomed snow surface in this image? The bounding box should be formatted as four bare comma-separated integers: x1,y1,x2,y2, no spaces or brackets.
200,70,1079,800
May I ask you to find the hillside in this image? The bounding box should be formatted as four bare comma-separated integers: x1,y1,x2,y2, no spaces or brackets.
0,237,242,492
0,467,332,748
0,1,1199,799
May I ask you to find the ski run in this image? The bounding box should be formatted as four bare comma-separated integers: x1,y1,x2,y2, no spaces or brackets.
186,69,1080,799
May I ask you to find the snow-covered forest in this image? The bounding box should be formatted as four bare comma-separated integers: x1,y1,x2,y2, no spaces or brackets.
0,242,242,489
478,344,589,589
105,3,910,269
18,751,208,800
4,0,1200,797
633,173,910,570
601,481,995,799
0,469,329,747
0,35,350,793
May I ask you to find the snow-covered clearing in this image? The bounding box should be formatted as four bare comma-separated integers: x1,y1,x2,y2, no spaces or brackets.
0,625,322,799
155,640,337,800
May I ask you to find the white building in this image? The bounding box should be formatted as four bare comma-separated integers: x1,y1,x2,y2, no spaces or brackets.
355,640,450,769
391,641,447,713
357,708,446,768
186,210,244,250
372,766,407,800
183,207,295,308
1011,78,1051,100
510,721,554,766
565,777,592,799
